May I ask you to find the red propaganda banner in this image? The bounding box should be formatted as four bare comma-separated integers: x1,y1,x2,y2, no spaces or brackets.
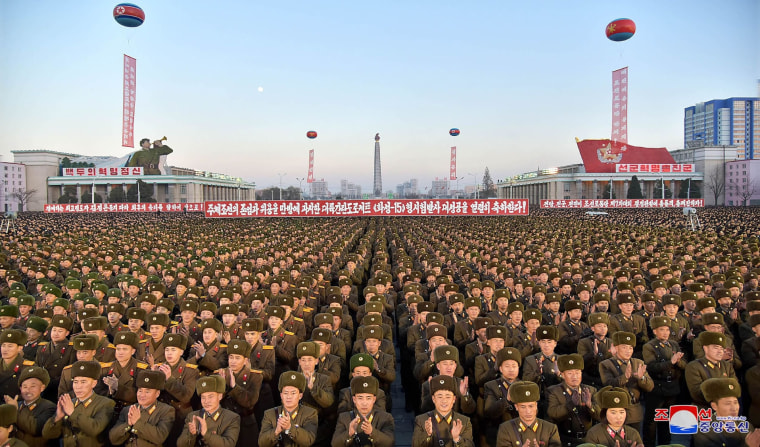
122,55,136,148
615,164,695,173
307,150,314,183
450,147,457,180
44,202,205,213
540,199,704,209
576,138,676,173
205,199,529,218
63,167,143,177
612,67,628,144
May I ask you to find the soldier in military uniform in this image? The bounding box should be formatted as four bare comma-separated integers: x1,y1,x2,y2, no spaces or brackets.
240,318,275,383
177,375,241,447
412,375,474,447
42,360,116,447
23,317,47,362
522,326,563,417
693,378,760,447
81,317,116,363
259,372,319,447
109,369,176,447
170,300,201,345
277,296,307,342
101,332,149,424
577,313,612,388
217,339,268,447
313,313,348,368
125,308,148,342
138,313,171,365
419,346,475,416
332,376,395,447
127,138,173,175
311,328,342,388
483,347,523,445
582,387,644,446
358,326,395,409
598,332,653,429
337,355,387,413
557,301,589,355
188,318,228,376
105,303,129,342
262,306,297,384
12,367,56,447
0,403,28,447
296,341,335,445
514,309,542,359
641,315,687,447
155,333,199,444
685,331,737,407
608,293,648,357
0,329,36,399
495,380,561,447
545,354,600,447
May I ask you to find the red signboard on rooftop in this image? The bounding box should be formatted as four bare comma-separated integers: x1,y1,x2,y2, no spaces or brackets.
577,138,676,173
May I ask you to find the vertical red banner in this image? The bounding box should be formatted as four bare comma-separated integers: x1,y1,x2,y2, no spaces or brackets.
307,149,314,183
612,67,628,144
450,146,457,180
122,55,137,148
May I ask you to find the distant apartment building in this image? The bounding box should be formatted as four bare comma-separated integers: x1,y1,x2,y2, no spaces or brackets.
725,159,760,206
340,180,362,199
309,179,331,200
684,97,760,159
0,162,27,212
395,179,419,198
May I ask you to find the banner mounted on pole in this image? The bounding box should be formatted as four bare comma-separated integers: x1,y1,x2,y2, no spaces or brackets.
307,149,314,183
611,67,628,144
122,55,137,148
450,147,457,180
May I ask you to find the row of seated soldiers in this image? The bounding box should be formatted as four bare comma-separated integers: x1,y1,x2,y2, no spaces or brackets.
392,274,760,447
0,291,403,447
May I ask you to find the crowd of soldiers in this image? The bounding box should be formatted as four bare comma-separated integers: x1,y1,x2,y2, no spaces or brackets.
0,209,759,446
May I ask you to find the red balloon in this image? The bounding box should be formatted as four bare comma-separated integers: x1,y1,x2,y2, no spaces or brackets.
606,18,636,42
306,131,317,139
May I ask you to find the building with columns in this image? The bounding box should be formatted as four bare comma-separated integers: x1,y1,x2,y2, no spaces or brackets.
11,149,255,211
496,141,721,207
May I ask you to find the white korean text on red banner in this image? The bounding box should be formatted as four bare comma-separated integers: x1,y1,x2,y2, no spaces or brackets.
44,203,204,213
205,199,528,218
540,199,704,209
63,167,143,177
122,55,136,148
615,164,695,173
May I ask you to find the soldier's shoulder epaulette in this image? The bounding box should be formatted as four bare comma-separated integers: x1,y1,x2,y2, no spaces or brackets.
284,330,295,336
139,338,149,343
100,362,113,368
68,342,74,345
63,364,73,370
293,317,304,322
262,345,274,350
38,341,49,346
185,363,198,369
136,362,149,369
22,360,35,366
170,321,179,327
107,344,116,349
219,344,227,348
250,369,263,374
303,308,313,313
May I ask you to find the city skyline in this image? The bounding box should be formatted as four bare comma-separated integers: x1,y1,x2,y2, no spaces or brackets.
1,1,758,193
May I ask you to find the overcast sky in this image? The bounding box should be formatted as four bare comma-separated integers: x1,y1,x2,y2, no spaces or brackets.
1,1,757,193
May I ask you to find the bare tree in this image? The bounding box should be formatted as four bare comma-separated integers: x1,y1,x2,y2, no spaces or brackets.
737,180,758,206
10,188,38,211
705,166,725,206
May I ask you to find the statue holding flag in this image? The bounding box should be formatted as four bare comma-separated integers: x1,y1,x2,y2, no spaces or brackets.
128,137,173,175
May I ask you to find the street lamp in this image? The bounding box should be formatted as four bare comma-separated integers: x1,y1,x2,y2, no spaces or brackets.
295,177,305,200
467,173,478,199
455,177,463,198
277,173,287,200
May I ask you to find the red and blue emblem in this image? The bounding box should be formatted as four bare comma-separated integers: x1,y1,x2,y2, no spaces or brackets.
113,3,145,28
306,131,318,139
606,18,636,42
449,128,460,136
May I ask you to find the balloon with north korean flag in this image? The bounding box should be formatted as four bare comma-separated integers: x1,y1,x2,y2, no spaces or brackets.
113,3,145,28
606,18,636,42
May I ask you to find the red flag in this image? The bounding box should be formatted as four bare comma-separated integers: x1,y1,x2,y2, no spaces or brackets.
450,146,457,180
307,149,314,183
576,138,675,173
611,67,628,143
122,55,136,147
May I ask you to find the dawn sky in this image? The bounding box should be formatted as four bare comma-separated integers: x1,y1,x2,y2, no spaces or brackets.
1,1,758,193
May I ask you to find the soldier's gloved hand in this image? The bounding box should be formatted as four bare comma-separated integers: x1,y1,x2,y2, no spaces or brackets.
571,390,581,406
